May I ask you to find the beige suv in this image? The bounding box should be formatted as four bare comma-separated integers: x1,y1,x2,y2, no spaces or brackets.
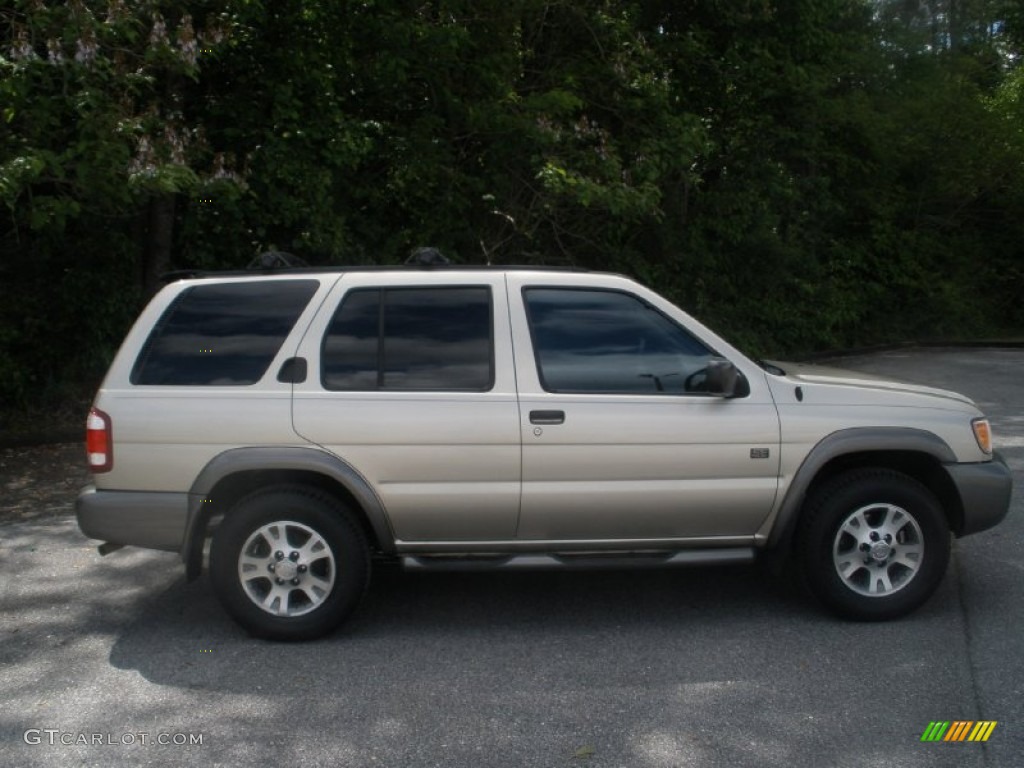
76,265,1012,639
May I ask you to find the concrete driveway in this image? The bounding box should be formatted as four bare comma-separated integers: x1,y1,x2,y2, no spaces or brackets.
1,347,1020,767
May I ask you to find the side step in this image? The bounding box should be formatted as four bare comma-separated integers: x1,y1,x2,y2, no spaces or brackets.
401,547,755,572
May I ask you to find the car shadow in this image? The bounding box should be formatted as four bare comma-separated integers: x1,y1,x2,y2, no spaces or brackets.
102,556,950,694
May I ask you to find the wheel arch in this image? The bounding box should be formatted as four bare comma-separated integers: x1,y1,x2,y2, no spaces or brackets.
182,447,395,580
766,428,964,559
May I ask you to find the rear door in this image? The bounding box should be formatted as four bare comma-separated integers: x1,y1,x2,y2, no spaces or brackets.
292,272,521,544
507,274,781,542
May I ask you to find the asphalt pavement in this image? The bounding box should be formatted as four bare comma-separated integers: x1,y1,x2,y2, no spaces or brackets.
0,347,1020,768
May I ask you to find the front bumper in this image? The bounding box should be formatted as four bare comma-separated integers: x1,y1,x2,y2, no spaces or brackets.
947,452,1014,536
75,485,189,553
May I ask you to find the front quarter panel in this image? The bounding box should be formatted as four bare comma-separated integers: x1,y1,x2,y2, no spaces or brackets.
761,373,997,546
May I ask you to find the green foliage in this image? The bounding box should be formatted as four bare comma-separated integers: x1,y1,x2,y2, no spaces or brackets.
0,1,236,408
1,0,1023,415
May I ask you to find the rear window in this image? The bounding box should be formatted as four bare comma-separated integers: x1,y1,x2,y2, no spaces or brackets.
131,280,318,386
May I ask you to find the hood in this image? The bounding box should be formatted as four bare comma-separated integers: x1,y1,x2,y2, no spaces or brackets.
765,360,975,406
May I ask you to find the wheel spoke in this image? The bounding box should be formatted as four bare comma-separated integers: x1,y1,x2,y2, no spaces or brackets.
839,511,868,540
892,545,923,571
870,568,894,594
875,504,894,529
301,584,325,604
263,523,283,545
307,574,332,592
877,505,909,540
261,585,282,613
839,566,868,590
279,587,292,615
262,583,297,615
298,536,329,563
239,555,267,574
836,556,865,577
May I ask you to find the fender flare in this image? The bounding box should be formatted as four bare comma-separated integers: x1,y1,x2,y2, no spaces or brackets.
182,446,395,579
765,427,957,551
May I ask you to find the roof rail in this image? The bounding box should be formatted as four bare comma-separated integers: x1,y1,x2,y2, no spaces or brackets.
160,263,592,283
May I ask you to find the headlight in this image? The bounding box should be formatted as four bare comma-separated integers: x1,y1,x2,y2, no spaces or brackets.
972,418,993,454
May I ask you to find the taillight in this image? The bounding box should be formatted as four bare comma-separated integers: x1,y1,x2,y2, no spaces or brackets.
86,408,113,472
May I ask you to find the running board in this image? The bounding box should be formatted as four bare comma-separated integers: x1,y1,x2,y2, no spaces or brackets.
401,547,756,572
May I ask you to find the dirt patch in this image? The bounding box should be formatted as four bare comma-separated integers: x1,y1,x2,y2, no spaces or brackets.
0,443,89,522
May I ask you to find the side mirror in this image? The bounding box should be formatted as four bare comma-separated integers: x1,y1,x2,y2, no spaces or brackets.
705,358,745,398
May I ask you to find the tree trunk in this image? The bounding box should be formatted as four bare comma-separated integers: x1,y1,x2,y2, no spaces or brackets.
140,194,176,299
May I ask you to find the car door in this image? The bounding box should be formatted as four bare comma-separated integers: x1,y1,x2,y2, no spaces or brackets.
292,272,521,544
506,274,781,542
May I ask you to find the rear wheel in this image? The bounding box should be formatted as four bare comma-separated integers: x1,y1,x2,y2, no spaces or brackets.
210,486,369,640
798,469,950,620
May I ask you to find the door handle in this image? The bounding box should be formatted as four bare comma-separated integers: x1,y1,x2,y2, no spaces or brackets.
530,410,565,425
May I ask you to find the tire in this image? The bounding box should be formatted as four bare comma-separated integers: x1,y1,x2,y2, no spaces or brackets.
210,485,370,640
797,468,950,621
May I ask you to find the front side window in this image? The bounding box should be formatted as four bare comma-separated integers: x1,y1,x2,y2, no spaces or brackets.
322,287,493,391
131,280,318,386
523,288,713,394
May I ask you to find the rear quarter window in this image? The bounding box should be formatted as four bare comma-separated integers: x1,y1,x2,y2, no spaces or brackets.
321,286,494,391
131,280,318,385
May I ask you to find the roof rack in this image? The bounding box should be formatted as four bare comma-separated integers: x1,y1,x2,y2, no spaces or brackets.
161,262,592,283
247,250,310,270
406,246,450,266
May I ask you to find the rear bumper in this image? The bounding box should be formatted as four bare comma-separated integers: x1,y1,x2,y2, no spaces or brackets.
947,452,1013,536
75,486,188,553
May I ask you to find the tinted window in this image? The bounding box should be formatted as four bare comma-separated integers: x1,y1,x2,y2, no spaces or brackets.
322,287,493,391
524,288,712,394
131,280,318,386
321,289,380,390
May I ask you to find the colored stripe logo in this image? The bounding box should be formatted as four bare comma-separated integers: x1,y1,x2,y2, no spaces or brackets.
920,721,997,742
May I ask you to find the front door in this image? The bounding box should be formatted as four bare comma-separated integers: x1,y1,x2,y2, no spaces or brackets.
506,276,780,542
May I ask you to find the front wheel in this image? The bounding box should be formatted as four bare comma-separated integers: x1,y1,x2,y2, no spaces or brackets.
210,486,370,640
798,469,950,621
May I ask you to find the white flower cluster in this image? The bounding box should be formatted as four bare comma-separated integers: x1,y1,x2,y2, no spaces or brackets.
75,27,99,65
106,0,127,24
149,13,169,47
11,15,99,67
178,15,197,67
211,153,244,184
128,136,156,177
9,26,38,62
47,39,65,65
165,125,186,165
127,123,194,175
8,9,228,70
149,12,204,67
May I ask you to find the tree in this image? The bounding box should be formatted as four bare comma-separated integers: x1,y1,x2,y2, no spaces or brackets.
1,0,1022,413
0,1,238,404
